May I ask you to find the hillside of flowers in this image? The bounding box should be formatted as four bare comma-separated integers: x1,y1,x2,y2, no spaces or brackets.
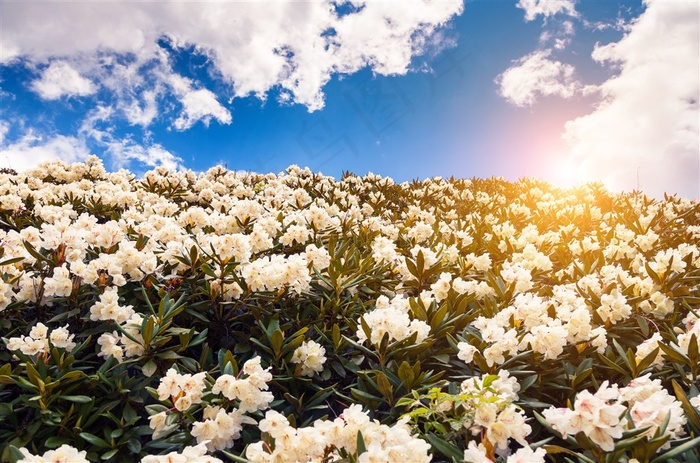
1,156,699,463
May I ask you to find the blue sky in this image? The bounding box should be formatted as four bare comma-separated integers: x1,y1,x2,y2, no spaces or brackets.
1,0,698,199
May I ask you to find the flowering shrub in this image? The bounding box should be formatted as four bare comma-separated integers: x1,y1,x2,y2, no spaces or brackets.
1,157,700,462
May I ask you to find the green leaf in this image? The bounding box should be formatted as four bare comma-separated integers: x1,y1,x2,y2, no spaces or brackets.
219,450,250,463
7,445,26,463
672,380,700,431
126,438,141,454
375,371,394,403
542,445,597,463
270,329,284,357
356,430,367,455
101,449,119,460
332,324,342,350
636,347,660,374
359,317,372,345
688,333,699,363
351,388,382,404
23,240,51,264
79,432,111,449
519,373,538,392
658,342,690,366
597,352,629,376
651,435,700,463
425,433,463,462
44,436,72,448
0,256,24,266
142,360,157,377
429,302,449,329
398,361,415,390
61,395,93,403
141,315,156,346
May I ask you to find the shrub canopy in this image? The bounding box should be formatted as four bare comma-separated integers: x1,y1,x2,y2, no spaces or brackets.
1,157,699,462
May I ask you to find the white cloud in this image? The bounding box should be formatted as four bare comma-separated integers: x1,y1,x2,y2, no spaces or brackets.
31,61,97,100
79,106,184,171
0,121,8,145
0,109,183,174
173,88,232,130
122,89,159,127
497,50,582,107
516,0,578,22
539,20,575,50
564,0,699,199
1,1,464,119
0,130,90,172
168,73,232,131
107,141,182,172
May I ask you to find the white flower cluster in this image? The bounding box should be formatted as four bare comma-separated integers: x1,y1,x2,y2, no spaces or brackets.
543,374,687,452
5,322,76,356
190,407,257,452
247,405,432,463
238,253,311,296
149,357,272,451
0,158,353,316
96,313,146,363
17,444,89,463
193,359,273,450
465,287,609,367
290,339,327,377
458,371,531,454
356,294,431,346
89,286,134,323
0,159,697,361
674,312,700,358
543,381,626,452
156,368,207,412
141,443,222,463
0,279,13,312
18,443,223,463
463,442,546,463
2,156,700,461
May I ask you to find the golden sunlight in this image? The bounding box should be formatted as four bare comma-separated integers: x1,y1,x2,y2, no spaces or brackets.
551,157,584,189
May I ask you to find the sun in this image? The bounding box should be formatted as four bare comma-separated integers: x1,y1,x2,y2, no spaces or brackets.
551,157,584,189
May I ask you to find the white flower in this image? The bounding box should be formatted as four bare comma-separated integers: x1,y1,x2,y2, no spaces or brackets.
48,325,76,350
43,263,73,298
291,340,327,377
634,333,665,369
506,446,547,463
89,286,134,323
191,408,255,451
6,323,76,356
305,244,331,271
141,443,223,463
18,445,89,463
690,395,700,410
97,332,124,362
258,410,291,439
242,356,273,389
597,289,632,325
430,272,452,302
29,323,49,340
457,342,478,363
463,441,493,463
0,280,14,311
621,374,687,445
149,411,168,432
543,381,627,452
357,297,431,346
521,323,568,360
